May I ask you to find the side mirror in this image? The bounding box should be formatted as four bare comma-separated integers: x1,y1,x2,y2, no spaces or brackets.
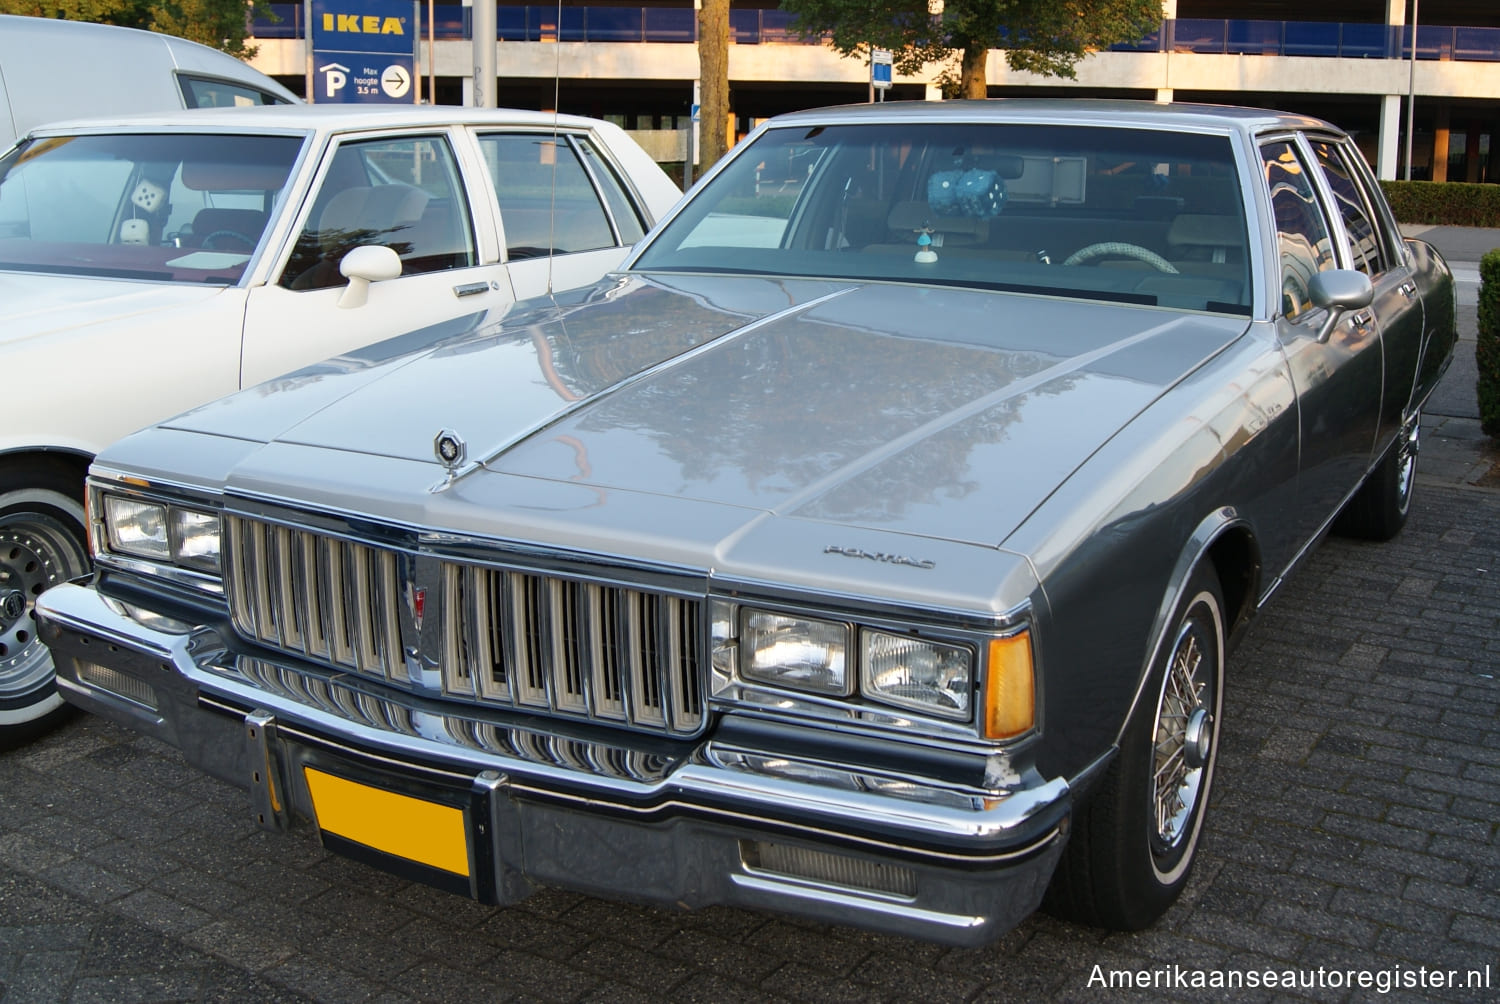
337,245,403,309
1308,269,1374,343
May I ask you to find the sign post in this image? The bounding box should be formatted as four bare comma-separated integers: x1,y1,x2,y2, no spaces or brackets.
310,0,419,104
871,48,893,103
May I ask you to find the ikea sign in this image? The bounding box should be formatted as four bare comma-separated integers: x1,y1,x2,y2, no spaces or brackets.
321,14,406,36
311,0,414,57
310,0,416,103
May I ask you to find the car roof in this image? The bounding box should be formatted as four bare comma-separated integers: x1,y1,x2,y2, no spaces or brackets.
763,98,1339,138
25,103,615,138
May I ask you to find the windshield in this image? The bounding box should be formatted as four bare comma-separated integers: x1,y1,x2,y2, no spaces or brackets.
634,122,1252,315
0,132,302,284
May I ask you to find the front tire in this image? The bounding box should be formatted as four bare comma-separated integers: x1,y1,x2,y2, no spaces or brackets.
0,468,91,750
1045,564,1225,930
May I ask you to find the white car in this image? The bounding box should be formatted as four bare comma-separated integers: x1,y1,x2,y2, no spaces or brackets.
0,14,298,151
0,103,681,744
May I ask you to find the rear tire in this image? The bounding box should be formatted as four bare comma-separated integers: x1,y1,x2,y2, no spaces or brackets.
1045,564,1225,930
0,466,90,750
1335,413,1418,541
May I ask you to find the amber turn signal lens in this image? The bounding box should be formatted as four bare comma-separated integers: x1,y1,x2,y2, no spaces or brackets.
984,631,1035,740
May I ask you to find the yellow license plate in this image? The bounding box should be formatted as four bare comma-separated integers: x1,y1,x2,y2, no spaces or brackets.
303,767,470,877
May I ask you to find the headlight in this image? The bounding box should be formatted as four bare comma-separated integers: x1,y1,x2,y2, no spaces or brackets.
740,610,850,696
169,509,221,572
105,496,169,561
103,494,220,573
860,629,972,719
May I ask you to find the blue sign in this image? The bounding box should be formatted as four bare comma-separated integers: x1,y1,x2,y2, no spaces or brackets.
311,0,416,104
871,48,894,90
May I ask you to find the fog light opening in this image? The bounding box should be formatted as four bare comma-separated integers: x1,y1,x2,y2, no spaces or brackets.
76,660,158,710
740,839,917,898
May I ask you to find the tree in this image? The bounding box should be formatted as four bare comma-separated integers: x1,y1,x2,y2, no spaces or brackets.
697,0,731,173
781,0,1161,99
0,0,264,58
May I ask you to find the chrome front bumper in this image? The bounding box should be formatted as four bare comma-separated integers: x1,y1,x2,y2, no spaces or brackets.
36,582,1069,946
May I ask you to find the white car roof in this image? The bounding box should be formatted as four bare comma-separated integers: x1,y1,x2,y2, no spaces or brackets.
25,103,619,139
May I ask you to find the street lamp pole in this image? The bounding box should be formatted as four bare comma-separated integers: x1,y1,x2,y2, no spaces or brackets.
1404,0,1418,181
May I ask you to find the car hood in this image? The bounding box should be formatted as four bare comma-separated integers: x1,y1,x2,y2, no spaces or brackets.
155,274,1249,550
0,271,228,345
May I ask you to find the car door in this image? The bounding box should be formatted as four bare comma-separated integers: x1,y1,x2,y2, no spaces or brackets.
1261,136,1383,549
476,130,648,302
1305,135,1424,452
238,129,512,387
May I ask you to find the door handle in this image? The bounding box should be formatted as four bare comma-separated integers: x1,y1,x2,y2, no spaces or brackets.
1398,280,1417,299
453,281,490,298
1351,310,1374,329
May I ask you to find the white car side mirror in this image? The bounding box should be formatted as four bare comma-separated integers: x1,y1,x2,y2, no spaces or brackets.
337,245,403,309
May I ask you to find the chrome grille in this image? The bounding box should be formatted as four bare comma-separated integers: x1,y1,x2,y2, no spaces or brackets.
443,564,705,734
225,515,706,737
226,516,404,681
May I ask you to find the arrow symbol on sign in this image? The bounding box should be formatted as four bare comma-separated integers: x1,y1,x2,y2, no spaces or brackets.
384,66,409,91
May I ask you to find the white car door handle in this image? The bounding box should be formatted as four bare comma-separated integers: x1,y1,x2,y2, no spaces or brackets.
453,281,491,298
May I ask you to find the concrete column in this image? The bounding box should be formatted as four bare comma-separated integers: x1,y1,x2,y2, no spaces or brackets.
1377,93,1402,180
1386,0,1405,28
1432,105,1450,182
472,0,496,107
925,82,943,102
1158,1,1177,104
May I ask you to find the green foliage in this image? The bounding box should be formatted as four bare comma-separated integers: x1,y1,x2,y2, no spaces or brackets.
1379,181,1500,228
0,1,264,58
1479,249,1500,437
779,0,1160,96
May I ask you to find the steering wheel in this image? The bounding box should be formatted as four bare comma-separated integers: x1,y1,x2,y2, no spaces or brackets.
1062,242,1179,274
200,229,256,252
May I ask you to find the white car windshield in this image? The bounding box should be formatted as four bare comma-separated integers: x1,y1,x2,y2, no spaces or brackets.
633,122,1253,315
0,132,302,284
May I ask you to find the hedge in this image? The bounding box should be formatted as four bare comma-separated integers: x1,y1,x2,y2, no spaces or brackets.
1380,181,1500,227
1480,249,1500,436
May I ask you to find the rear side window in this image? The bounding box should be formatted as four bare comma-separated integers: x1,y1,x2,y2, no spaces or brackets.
1308,139,1387,277
478,133,617,259
179,75,288,109
576,137,647,244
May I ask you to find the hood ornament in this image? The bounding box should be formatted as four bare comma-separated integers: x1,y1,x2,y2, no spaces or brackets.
431,429,468,492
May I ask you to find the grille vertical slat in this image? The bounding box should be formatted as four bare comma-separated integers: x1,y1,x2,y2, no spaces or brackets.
551,580,587,714
225,515,705,737
628,593,666,728
588,585,625,721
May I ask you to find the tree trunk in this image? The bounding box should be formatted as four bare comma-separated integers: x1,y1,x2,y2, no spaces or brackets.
961,44,988,99
697,0,732,172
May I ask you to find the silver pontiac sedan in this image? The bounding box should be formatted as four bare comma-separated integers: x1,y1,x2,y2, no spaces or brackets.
36,101,1456,944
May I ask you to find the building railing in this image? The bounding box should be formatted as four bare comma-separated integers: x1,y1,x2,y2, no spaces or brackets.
253,7,1500,62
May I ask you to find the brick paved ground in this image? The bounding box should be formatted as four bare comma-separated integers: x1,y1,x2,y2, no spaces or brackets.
2,473,1497,1003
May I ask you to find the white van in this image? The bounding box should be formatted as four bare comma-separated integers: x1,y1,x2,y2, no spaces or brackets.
0,15,298,150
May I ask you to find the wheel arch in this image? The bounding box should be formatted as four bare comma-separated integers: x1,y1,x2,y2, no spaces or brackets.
0,448,95,500
1112,507,1260,749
